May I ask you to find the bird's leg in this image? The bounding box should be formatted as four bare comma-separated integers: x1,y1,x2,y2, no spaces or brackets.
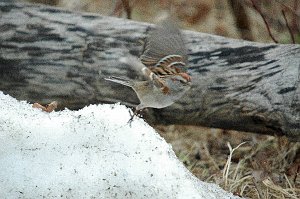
127,108,143,125
128,109,136,124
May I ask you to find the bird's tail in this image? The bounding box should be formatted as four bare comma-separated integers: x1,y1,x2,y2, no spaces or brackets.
104,76,133,87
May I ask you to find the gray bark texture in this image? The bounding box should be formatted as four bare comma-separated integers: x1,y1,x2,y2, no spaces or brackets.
0,1,299,140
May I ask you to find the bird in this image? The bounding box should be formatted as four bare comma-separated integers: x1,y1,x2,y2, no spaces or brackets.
105,19,191,112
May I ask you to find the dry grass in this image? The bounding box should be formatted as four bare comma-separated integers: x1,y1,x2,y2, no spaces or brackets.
155,125,300,198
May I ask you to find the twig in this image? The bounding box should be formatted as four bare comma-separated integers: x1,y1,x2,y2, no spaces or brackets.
282,9,296,44
274,0,300,18
271,0,300,34
252,178,264,199
263,178,299,199
223,142,247,189
249,0,278,43
292,0,300,33
284,174,297,198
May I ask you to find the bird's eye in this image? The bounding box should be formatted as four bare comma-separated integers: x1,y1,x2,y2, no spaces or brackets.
179,79,187,84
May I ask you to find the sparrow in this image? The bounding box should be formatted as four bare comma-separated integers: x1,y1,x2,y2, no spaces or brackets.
105,19,191,111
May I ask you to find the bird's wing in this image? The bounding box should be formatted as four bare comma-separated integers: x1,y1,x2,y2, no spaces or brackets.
140,20,188,76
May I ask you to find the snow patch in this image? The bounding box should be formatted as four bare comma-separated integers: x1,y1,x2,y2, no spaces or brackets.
0,92,238,199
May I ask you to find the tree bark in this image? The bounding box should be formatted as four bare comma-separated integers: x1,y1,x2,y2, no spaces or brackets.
0,1,299,140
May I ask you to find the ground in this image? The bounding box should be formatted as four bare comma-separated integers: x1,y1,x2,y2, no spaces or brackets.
156,125,299,198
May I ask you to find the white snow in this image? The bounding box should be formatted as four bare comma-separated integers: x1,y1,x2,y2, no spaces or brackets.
0,92,238,199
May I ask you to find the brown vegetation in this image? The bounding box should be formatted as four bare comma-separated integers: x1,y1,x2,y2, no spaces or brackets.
25,0,300,43
157,125,300,198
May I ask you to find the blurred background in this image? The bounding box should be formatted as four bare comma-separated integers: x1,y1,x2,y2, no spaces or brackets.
23,0,300,43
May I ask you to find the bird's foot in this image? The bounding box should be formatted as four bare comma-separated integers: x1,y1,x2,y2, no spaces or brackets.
127,108,143,125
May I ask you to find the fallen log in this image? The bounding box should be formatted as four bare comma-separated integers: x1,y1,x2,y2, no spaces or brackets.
0,1,299,140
